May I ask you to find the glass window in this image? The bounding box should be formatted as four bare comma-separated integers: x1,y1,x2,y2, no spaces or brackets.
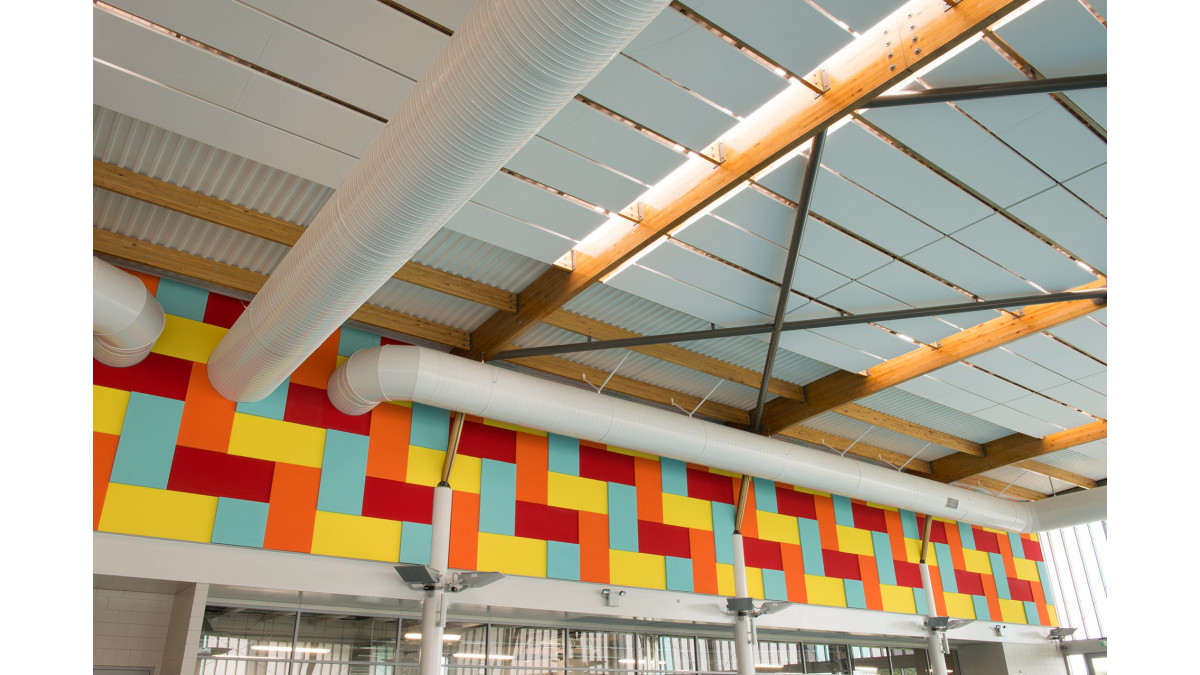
489,624,564,673
567,630,637,673
804,643,850,675
696,637,736,673
887,648,928,675
637,634,698,673
399,619,483,667
753,640,803,673
199,606,298,662
849,645,891,675
294,612,398,663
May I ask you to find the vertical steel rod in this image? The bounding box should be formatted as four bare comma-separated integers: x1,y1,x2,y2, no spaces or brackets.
749,130,827,434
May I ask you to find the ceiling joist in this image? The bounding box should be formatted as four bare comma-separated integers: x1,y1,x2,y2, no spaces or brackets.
461,0,1031,361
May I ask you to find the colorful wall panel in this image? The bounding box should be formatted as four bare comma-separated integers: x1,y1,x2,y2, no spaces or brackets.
93,271,1057,626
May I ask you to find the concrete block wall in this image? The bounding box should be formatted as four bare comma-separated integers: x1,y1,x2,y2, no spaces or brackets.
93,587,173,671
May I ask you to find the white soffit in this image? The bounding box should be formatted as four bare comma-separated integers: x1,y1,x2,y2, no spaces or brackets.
622,7,787,118
684,0,852,77
1007,186,1107,274
538,100,687,186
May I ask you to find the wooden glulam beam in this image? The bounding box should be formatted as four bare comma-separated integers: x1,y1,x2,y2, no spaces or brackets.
930,420,1107,484
93,160,518,313
775,426,934,475
94,228,470,349
505,355,750,426
831,403,985,456
1011,459,1098,489
460,0,1031,361
959,476,1047,502
760,280,1106,433
541,310,805,400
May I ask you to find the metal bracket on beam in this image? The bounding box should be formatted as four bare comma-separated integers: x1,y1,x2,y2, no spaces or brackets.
582,351,631,395
942,0,960,8
670,380,724,418
700,141,726,165
620,201,645,222
805,67,831,95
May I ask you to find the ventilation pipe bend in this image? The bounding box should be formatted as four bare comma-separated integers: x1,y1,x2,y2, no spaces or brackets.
206,0,672,402
93,257,165,367
329,346,1107,533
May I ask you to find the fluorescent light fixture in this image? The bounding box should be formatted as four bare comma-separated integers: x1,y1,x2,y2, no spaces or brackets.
249,646,331,654
249,646,292,653
404,633,461,641
756,664,785,669
454,653,513,660
618,659,637,664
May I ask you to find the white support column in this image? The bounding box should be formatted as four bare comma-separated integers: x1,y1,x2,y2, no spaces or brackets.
161,582,209,675
920,563,949,675
731,533,755,675
419,485,455,675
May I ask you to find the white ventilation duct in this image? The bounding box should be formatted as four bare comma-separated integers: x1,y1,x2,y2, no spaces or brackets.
329,346,1106,533
93,256,166,367
206,0,671,402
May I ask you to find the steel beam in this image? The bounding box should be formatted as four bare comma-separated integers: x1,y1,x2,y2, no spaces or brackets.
866,73,1106,108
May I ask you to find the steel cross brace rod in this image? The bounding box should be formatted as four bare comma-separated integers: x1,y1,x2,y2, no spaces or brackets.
865,73,1106,108
491,287,1107,360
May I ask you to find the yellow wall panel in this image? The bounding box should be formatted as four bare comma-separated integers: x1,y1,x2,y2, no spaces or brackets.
1047,605,1058,627
903,538,923,564
484,420,547,437
998,598,1029,624
745,567,764,600
98,483,217,542
879,584,917,614
836,525,874,556
311,511,402,562
805,575,846,607
610,550,666,589
407,445,447,487
661,493,712,531
477,533,547,577
94,385,130,435
606,446,658,461
151,315,227,363
228,414,326,467
1012,557,1039,582
756,511,799,544
942,593,976,620
961,548,991,574
546,473,608,514
716,563,735,597
447,454,481,494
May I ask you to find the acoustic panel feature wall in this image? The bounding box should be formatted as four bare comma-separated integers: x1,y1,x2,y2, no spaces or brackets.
93,271,1057,626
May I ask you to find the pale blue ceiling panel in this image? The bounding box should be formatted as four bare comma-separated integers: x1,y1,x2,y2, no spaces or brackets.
905,237,1043,298
874,317,960,344
472,171,607,242
929,363,1029,403
1068,438,1106,463
895,375,995,414
639,242,786,317
1076,372,1105,396
769,330,883,374
799,221,893,280
953,213,1098,291
685,0,852,78
1004,394,1097,429
755,151,810,199
861,102,1054,208
808,324,913,360
1046,315,1107,362
937,308,1008,331
1040,381,1107,418
607,265,771,327
538,101,686,186
858,261,969,308
1063,163,1106,216
581,56,737,150
822,0,905,34
807,168,943,256
442,202,576,264
819,281,904,315
1008,186,1107,273
994,0,1107,79
784,295,843,321
711,187,797,245
232,76,383,157
965,349,1070,392
916,40,1025,88
820,123,994,234
1066,87,1106,131
1003,334,1105,381
623,8,787,118
955,94,1106,183
504,136,647,213
857,388,1015,443
971,404,1064,437
1090,308,1106,325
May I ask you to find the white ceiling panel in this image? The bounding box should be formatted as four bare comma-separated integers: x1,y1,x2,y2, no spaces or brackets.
904,237,1042,298
581,56,737,150
806,169,944,257
1075,372,1105,396
964,348,1070,392
994,0,1107,79
1008,186,1107,273
856,388,1015,443
1063,438,1106,464
711,187,796,245
1063,163,1106,216
623,8,787,117
895,375,996,415
915,39,1025,88
874,317,960,345
441,202,576,265
471,171,607,243
1001,333,1106,381
858,261,969,308
952,213,1099,291
1047,315,1107,362
808,324,913,361
767,331,883,374
821,0,906,33
398,0,476,30
819,123,994,234
104,0,275,66
93,60,355,188
955,94,1105,183
638,242,786,317
1065,87,1106,130
1039,382,1107,418
971,404,1063,437
685,0,852,78
232,75,382,157
861,103,1054,208
607,265,772,328
538,101,686,186
819,281,904,315
1003,394,1097,430
929,363,1030,404
503,136,647,212
800,222,893,280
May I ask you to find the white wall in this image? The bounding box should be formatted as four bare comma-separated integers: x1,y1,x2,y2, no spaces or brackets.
94,587,174,671
957,641,1069,675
